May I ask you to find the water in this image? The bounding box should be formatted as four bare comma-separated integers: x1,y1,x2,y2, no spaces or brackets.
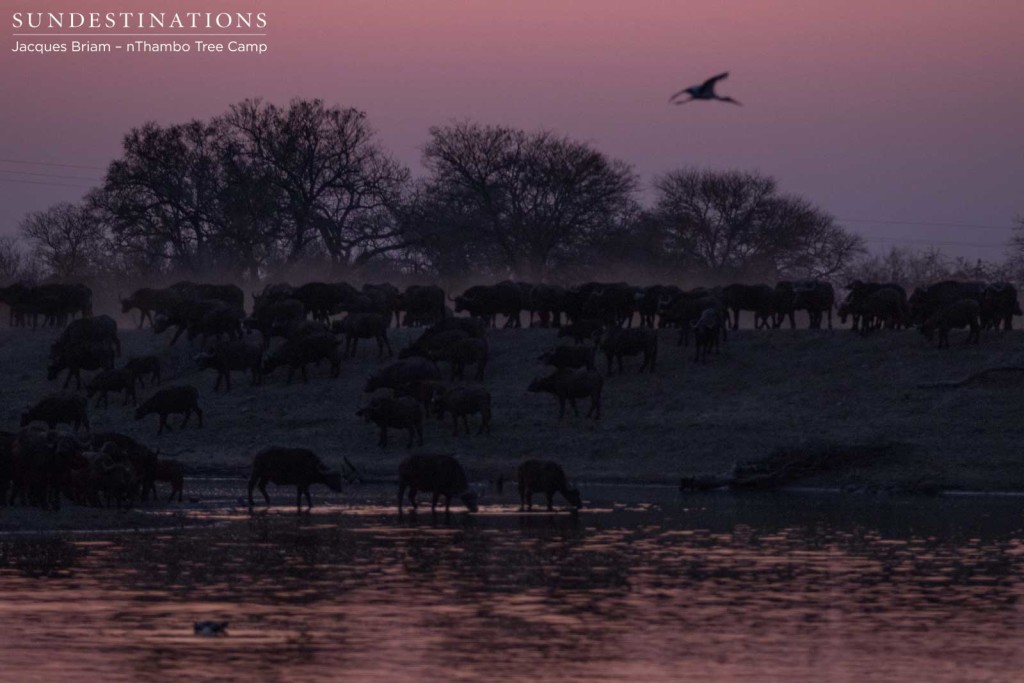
0,483,1022,682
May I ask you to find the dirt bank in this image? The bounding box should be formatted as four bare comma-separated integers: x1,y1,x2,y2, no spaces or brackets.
3,322,1023,502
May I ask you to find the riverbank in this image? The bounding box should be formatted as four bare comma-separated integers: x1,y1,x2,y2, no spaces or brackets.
3,322,1023,512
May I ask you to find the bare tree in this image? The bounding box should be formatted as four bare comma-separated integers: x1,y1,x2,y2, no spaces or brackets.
225,98,410,267
650,168,864,280
423,122,638,279
19,202,106,279
0,236,25,282
100,120,234,274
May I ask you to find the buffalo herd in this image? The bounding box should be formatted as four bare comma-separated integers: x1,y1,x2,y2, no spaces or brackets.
0,275,1020,516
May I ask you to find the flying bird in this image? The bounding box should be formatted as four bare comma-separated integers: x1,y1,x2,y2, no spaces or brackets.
669,72,741,106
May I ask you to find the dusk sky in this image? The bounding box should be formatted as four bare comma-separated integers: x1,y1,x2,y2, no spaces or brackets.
2,0,1022,259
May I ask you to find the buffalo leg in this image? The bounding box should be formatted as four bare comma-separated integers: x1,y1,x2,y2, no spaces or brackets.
430,491,441,513
379,427,388,448
546,492,555,511
195,406,203,428
568,398,580,417
181,409,191,429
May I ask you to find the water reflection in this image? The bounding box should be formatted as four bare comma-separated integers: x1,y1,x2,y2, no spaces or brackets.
0,486,1021,682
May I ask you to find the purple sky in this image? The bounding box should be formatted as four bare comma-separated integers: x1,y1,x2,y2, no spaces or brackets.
3,0,1022,259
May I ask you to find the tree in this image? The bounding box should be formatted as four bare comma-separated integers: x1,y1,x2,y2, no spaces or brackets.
100,119,237,275
422,122,638,279
649,168,864,280
224,98,410,268
19,202,106,279
0,236,25,282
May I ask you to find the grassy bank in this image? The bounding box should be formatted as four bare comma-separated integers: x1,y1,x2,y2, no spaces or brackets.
2,321,1023,496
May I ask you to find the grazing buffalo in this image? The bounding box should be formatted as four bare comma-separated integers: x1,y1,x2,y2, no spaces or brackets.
515,459,582,511
88,432,158,502
356,396,424,448
154,459,185,503
247,446,346,514
692,307,724,363
920,299,981,349
195,341,263,391
637,285,683,328
86,368,138,408
841,287,909,334
399,285,446,327
528,368,603,420
21,395,89,432
430,337,488,381
153,299,226,345
776,280,835,329
135,386,203,434
452,281,525,328
721,284,775,330
244,298,306,347
186,305,245,347
332,313,393,358
980,282,1022,331
124,355,161,388
10,427,84,509
48,341,116,389
908,281,985,324
364,357,442,393
121,287,181,329
528,283,567,327
263,334,341,383
292,282,357,323
52,315,120,358
600,327,657,374
397,453,478,515
575,282,637,327
431,386,492,436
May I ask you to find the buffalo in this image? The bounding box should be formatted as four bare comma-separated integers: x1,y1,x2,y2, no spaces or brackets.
430,337,488,381
247,446,347,514
86,368,138,408
364,357,442,393
124,355,161,388
397,453,478,515
920,299,981,348
356,396,424,448
600,327,657,374
196,341,263,391
47,341,116,389
515,459,582,511
263,334,341,383
21,395,89,432
528,368,603,420
332,313,393,358
431,386,492,436
134,386,203,435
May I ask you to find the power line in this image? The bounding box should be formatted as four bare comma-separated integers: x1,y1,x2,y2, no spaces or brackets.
0,158,107,171
0,169,103,183
840,218,1015,232
864,238,1006,250
0,178,94,190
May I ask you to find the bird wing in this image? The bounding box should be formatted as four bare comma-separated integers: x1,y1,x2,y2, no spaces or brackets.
700,72,729,94
668,86,693,102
